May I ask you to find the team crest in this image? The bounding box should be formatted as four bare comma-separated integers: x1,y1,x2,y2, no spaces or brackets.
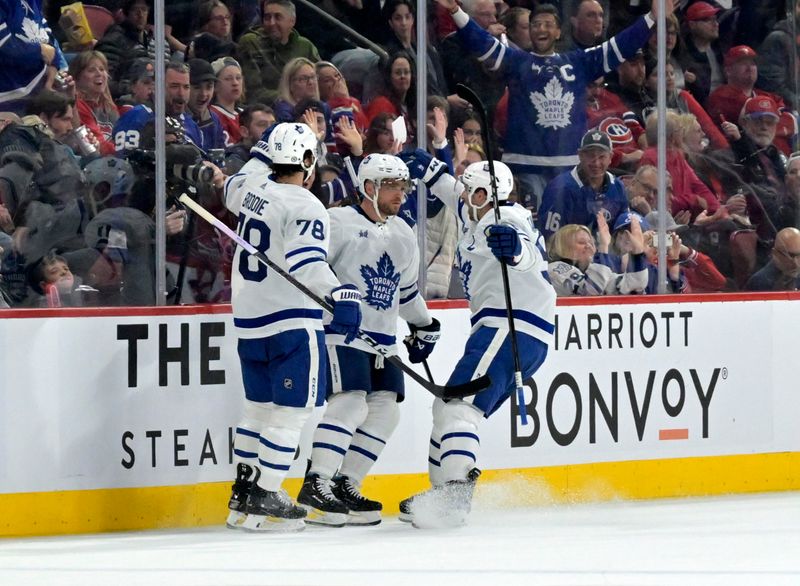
530,78,575,129
456,250,473,300
360,252,400,310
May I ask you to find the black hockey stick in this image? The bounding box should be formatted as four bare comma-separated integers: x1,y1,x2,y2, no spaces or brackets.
455,83,528,423
178,194,489,399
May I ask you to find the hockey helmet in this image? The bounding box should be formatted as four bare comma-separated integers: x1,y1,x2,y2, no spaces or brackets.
460,160,514,211
357,153,410,222
266,122,318,180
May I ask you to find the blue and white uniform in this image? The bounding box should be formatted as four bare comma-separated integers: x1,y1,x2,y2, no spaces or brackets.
112,105,204,156
450,9,654,176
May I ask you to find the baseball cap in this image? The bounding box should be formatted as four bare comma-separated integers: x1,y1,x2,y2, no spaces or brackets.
211,56,241,77
743,96,780,119
188,58,216,85
645,210,689,234
685,1,720,21
724,45,757,66
613,211,649,233
128,58,155,81
579,130,612,152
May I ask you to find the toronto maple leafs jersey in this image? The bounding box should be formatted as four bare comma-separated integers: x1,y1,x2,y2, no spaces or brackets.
112,105,204,156
223,158,341,339
451,10,654,175
428,172,556,345
325,205,430,353
0,0,67,107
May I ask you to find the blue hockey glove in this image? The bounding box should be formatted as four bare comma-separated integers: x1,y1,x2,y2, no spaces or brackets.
485,224,522,264
329,285,362,344
403,318,441,363
399,148,447,187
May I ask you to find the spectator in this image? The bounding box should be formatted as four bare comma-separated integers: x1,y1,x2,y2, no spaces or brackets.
68,50,119,156
606,49,650,125
364,51,415,143
437,0,665,211
210,57,244,146
644,13,688,90
614,215,686,294
117,58,155,115
237,0,320,105
538,130,630,239
26,252,97,307
757,3,800,109
316,61,368,132
273,57,323,122
677,0,723,106
547,213,648,296
187,59,226,152
95,0,167,95
706,45,796,155
0,0,68,114
224,104,275,174
501,7,532,51
643,58,727,150
779,154,800,230
745,227,800,291
363,112,401,156
562,0,605,52
25,91,76,143
186,31,237,62
197,0,234,42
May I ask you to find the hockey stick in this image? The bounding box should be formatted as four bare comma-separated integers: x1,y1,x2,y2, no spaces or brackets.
455,83,528,423
178,193,489,399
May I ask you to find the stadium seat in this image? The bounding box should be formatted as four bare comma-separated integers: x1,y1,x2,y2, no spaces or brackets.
83,5,116,39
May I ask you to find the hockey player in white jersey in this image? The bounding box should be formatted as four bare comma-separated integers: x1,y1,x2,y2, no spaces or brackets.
222,122,363,532
399,149,556,527
297,153,441,526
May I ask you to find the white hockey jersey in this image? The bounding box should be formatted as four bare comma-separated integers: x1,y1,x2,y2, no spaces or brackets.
429,174,556,344
223,158,341,339
326,205,430,353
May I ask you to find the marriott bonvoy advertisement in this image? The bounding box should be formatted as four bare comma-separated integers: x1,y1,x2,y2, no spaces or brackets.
0,299,797,494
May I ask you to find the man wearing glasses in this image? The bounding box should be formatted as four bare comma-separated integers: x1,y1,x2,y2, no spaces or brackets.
745,227,800,291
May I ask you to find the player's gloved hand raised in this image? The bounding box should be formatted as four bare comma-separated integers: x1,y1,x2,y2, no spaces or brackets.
485,224,522,264
403,318,441,363
329,284,362,344
399,148,447,188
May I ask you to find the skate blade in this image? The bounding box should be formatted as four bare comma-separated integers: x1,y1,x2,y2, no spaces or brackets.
225,509,247,529
301,506,347,527
241,514,306,533
397,511,413,523
411,511,468,530
345,510,381,526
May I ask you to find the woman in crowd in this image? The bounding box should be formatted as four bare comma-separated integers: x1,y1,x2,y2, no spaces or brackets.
273,57,326,123
363,112,402,156
210,57,244,146
547,213,649,296
316,61,368,132
644,13,689,90
364,51,415,144
68,50,118,156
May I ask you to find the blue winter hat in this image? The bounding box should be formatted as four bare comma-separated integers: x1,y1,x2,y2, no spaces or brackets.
613,211,649,233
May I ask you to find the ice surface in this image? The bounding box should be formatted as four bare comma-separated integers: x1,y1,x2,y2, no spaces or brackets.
1,491,798,586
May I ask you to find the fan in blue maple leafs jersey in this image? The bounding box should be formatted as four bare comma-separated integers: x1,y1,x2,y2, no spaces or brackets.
435,0,672,178
296,153,440,527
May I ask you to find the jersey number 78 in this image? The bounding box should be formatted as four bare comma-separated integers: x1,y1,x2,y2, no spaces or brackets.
237,213,270,282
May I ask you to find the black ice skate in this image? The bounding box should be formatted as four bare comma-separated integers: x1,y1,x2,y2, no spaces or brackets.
297,473,349,527
226,463,254,529
332,476,382,526
402,468,481,529
241,482,307,532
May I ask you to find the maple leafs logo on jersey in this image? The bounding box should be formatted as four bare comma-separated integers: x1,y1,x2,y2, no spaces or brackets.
360,252,400,310
530,78,575,130
456,249,472,301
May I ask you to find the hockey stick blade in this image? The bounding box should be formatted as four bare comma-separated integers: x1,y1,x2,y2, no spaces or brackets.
178,193,487,400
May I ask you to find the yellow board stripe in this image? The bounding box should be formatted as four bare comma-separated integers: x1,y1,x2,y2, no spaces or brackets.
3,452,799,538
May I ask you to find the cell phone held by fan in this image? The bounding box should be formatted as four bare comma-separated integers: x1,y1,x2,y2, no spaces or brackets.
652,233,673,248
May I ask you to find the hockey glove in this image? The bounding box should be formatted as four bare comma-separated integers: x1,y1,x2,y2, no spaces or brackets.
399,148,448,188
485,224,522,264
403,318,441,363
329,284,362,345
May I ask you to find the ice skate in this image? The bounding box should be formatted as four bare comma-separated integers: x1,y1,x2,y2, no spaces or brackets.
332,476,382,526
297,473,349,527
226,463,254,529
405,468,481,529
241,484,306,532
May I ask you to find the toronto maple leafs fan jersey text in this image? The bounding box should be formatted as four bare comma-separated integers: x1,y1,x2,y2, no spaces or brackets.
451,10,654,175
223,158,342,339
112,105,204,156
428,172,556,344
325,205,430,353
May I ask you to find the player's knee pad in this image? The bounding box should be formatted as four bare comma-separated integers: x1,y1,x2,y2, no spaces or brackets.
362,391,400,438
267,403,314,434
435,399,483,436
323,390,369,432
242,399,272,427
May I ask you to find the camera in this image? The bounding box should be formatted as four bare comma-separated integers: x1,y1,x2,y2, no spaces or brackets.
652,233,674,248
127,144,214,186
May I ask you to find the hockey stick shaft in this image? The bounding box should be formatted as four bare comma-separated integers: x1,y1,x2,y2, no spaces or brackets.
455,83,528,422
178,194,486,399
